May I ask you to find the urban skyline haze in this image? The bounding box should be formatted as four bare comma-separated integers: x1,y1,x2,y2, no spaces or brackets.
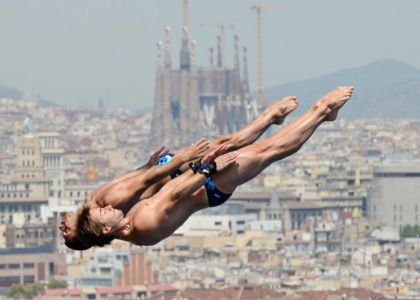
0,0,419,110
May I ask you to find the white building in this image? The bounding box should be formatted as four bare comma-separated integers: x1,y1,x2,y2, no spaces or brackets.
79,248,129,287
174,213,257,236
369,163,420,227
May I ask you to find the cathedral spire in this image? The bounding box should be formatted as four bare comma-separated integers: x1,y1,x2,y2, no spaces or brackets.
156,41,163,71
180,26,191,70
152,41,164,144
217,35,222,67
234,35,240,71
242,46,250,95
209,47,214,67
164,27,172,69
191,40,197,66
233,35,241,95
183,0,189,30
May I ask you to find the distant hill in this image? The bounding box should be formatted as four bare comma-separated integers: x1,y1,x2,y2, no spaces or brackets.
263,59,420,119
0,84,58,107
0,84,22,100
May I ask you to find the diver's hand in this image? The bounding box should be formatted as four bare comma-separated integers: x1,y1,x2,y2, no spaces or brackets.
177,138,210,163
146,146,169,168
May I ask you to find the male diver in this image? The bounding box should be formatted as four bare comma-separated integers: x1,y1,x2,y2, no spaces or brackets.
59,96,299,249
73,87,353,248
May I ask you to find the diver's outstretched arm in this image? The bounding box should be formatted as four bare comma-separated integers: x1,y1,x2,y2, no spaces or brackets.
89,139,209,210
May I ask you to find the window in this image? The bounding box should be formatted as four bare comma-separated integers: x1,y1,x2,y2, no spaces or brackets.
23,275,34,284
49,262,54,274
236,220,245,225
214,221,222,226
0,276,20,287
8,264,20,269
23,263,35,269
100,267,111,274
0,265,5,269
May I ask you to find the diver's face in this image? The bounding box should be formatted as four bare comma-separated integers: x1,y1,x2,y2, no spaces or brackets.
89,205,124,231
58,211,77,240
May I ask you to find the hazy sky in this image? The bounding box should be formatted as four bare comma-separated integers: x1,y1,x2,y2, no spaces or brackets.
0,0,419,110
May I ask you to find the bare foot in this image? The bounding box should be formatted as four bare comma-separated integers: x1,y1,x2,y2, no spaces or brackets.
266,96,299,125
317,86,354,121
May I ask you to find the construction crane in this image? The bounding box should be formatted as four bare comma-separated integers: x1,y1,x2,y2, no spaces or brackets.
201,22,234,67
252,2,280,107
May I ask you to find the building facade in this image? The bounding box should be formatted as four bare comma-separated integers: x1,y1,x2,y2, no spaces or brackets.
369,163,420,227
0,134,49,225
0,245,66,288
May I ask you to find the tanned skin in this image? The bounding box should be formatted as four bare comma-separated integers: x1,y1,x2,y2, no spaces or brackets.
59,96,299,241
85,87,354,246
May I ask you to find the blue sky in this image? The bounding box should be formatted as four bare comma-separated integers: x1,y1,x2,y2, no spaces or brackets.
0,0,419,110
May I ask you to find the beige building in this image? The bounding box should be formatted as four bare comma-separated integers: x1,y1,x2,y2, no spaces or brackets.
0,245,66,288
0,134,49,225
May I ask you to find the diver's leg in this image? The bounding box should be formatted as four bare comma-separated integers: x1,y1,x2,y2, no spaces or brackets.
208,96,298,151
142,96,299,199
213,87,354,193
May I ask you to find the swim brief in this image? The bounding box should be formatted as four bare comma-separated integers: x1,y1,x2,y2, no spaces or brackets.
203,176,232,207
158,153,182,179
158,154,231,207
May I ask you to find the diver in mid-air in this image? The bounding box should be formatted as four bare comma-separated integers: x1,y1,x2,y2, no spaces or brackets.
59,94,300,249
60,87,353,250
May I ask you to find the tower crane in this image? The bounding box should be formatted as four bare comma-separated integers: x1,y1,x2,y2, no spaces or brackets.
252,2,280,107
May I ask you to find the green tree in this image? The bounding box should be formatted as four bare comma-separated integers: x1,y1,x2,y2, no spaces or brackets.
6,284,26,299
400,225,420,238
47,279,68,289
24,283,44,299
6,283,45,299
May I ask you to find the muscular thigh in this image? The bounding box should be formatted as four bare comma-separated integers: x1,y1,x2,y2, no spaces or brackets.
213,143,272,193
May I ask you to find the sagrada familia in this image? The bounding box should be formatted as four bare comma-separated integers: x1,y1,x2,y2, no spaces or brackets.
151,3,257,148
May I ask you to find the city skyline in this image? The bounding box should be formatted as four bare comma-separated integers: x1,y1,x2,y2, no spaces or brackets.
0,0,420,109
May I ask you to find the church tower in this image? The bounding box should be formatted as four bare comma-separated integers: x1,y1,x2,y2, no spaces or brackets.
151,1,251,148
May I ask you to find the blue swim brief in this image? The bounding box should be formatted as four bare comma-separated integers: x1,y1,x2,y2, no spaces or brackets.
158,153,182,179
158,154,231,207
203,176,232,207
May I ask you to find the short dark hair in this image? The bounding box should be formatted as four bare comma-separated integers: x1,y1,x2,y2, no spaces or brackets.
76,205,114,248
64,236,92,251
